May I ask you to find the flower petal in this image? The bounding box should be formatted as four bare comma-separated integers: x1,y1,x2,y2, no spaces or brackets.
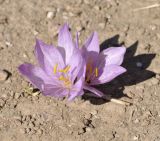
91,65,126,85
43,84,69,98
82,32,99,53
18,63,55,91
84,85,103,97
58,24,74,64
102,47,126,66
68,78,84,101
68,48,86,82
75,32,80,48
35,39,65,76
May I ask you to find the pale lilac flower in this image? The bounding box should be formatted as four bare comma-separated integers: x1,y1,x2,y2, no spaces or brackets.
80,32,127,97
18,24,85,101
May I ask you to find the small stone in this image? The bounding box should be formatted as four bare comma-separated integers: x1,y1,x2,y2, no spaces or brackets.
33,30,39,36
150,25,156,30
0,99,5,108
151,78,159,85
26,128,31,133
5,41,12,47
29,129,36,135
14,93,21,99
22,115,26,121
136,62,143,68
83,119,90,126
26,115,31,121
84,113,92,119
37,129,43,135
78,128,85,135
20,128,26,134
134,119,139,123
76,26,83,32
84,0,89,4
28,122,35,128
0,15,7,24
13,115,22,121
94,5,101,11
0,70,8,81
98,23,105,29
68,12,75,17
63,15,68,20
133,135,139,140
15,119,22,126
90,110,98,115
47,11,54,19
85,127,92,132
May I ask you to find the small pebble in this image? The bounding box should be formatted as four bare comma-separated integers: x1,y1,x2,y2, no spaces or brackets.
151,78,159,85
37,129,43,135
14,93,21,99
20,128,26,134
83,119,90,126
0,70,8,81
33,30,39,36
136,62,143,68
85,127,92,132
47,11,54,19
134,119,139,123
0,99,5,107
29,129,36,135
28,122,35,128
91,110,98,115
78,128,85,135
84,113,92,119
98,23,105,29
15,119,22,126
26,128,31,133
76,26,82,31
5,41,12,47
94,5,101,11
13,115,22,121
133,135,139,140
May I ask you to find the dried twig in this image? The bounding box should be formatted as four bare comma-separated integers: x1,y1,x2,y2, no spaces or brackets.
133,3,160,12
85,93,132,106
103,95,131,106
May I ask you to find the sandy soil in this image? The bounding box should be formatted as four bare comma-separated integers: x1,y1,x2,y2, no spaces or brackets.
0,0,160,141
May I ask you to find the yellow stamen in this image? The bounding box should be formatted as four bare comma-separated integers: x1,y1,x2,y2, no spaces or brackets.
64,80,71,86
59,66,70,73
86,76,90,82
59,75,66,81
53,64,58,74
87,63,93,74
59,75,71,88
95,67,98,77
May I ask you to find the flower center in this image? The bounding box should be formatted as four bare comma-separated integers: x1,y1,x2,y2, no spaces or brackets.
86,62,99,83
53,64,72,88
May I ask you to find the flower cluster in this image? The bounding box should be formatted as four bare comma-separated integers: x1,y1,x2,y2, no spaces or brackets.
19,24,126,101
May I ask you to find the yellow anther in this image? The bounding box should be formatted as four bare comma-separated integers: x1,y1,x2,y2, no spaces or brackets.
53,64,58,74
59,75,71,88
86,77,90,82
59,66,70,73
59,75,66,81
64,80,71,86
95,67,98,77
87,63,93,74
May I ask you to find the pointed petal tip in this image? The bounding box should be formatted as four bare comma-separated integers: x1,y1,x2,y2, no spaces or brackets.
18,63,28,74
120,67,127,74
60,23,70,32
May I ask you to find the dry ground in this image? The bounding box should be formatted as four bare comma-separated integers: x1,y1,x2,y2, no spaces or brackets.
0,0,160,141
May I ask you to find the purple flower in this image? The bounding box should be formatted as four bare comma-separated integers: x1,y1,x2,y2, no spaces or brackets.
80,32,127,97
18,24,85,101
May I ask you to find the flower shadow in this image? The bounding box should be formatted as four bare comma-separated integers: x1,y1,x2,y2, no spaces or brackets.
82,35,156,105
